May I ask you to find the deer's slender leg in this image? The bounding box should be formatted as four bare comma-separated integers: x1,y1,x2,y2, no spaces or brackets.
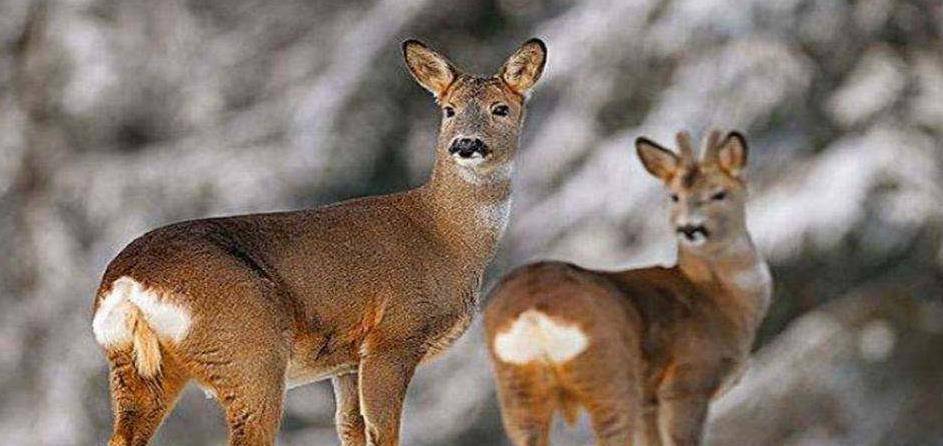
213,358,287,446
657,394,710,446
333,372,367,446
569,367,640,446
493,363,553,446
640,402,662,446
106,349,187,446
656,365,719,446
358,347,422,446
581,380,639,446
557,330,642,446
189,332,289,446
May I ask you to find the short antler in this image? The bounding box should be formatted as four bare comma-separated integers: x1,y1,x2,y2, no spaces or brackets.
675,131,695,165
702,129,724,163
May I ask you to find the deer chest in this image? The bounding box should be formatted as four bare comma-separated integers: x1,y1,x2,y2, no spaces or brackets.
422,312,473,362
421,286,478,361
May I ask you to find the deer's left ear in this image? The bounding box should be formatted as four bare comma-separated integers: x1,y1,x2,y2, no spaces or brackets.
716,131,748,176
499,38,547,96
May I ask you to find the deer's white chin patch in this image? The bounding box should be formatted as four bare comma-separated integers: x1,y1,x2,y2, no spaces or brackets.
453,152,487,168
456,160,513,185
493,310,589,365
92,276,191,347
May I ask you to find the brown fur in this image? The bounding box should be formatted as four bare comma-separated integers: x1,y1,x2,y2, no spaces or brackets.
92,39,546,446
484,131,771,446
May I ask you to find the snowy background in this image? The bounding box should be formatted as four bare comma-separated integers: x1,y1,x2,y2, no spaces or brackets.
1,0,942,445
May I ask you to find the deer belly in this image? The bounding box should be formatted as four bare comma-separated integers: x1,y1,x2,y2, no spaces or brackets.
285,360,356,389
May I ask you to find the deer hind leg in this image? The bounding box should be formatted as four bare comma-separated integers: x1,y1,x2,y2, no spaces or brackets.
656,364,719,446
222,388,285,446
196,354,287,446
333,372,367,446
561,338,642,446
186,341,289,446
182,315,290,445
106,349,188,446
493,363,554,446
571,374,640,446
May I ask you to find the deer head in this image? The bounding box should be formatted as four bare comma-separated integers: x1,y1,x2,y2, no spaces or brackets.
636,131,749,254
403,38,546,182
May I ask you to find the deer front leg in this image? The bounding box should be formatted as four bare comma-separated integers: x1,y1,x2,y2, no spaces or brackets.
656,364,720,446
333,372,367,446
657,394,710,446
640,402,662,446
358,346,423,446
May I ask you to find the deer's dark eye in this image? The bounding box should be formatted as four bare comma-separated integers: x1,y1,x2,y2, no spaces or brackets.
492,105,510,117
670,194,679,203
711,191,727,201
444,106,455,118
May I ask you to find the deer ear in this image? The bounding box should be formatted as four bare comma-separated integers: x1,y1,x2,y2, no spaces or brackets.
499,38,547,96
716,131,748,176
636,137,680,182
403,39,457,98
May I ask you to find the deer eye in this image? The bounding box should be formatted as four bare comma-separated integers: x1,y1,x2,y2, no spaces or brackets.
711,190,727,201
492,104,510,117
444,106,455,118
670,194,679,203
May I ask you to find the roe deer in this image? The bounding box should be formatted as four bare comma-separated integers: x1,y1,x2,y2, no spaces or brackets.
91,38,547,446
484,131,772,446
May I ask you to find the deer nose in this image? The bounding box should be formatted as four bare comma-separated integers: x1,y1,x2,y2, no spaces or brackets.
676,224,709,241
448,137,489,158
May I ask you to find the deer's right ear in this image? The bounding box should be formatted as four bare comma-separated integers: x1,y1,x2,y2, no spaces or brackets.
403,39,457,98
636,137,679,182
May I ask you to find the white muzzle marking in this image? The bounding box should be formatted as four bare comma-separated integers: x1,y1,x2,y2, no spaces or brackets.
493,310,589,365
92,276,191,347
453,152,486,167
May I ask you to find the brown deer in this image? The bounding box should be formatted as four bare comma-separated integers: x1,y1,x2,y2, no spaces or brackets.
91,38,546,446
484,131,772,446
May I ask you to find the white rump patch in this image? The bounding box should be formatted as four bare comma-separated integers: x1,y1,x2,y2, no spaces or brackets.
92,276,191,347
493,310,589,365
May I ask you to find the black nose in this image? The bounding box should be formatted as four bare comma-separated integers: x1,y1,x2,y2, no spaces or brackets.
448,138,489,158
676,225,709,240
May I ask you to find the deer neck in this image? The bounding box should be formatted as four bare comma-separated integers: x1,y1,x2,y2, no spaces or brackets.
677,233,772,333
417,155,513,272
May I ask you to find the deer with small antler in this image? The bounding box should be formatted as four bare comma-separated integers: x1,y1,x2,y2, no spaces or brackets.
484,131,772,446
91,38,546,446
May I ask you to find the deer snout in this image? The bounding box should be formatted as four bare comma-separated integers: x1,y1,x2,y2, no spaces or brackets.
449,137,490,159
676,224,709,243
